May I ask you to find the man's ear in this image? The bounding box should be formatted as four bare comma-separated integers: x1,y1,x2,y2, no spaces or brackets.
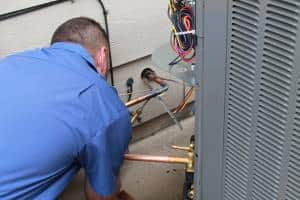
94,47,108,76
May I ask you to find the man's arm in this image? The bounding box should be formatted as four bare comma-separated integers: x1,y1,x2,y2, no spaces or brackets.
78,84,132,199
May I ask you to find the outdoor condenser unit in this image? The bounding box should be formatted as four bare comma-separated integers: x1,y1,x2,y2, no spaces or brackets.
194,0,300,199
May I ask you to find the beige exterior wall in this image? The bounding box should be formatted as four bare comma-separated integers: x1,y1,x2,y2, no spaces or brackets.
0,0,184,123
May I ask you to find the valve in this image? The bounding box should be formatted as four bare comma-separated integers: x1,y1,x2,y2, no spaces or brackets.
171,143,195,173
124,140,196,199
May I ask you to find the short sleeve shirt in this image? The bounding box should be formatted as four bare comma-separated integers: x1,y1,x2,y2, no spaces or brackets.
0,42,132,199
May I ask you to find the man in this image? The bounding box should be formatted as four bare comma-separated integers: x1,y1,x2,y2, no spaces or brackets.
0,17,133,200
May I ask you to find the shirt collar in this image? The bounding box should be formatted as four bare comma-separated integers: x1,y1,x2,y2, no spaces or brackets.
50,42,97,72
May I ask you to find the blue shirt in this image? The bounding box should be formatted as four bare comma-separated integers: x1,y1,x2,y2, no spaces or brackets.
0,42,132,199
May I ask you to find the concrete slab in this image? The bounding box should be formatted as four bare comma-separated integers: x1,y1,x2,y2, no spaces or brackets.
60,117,194,200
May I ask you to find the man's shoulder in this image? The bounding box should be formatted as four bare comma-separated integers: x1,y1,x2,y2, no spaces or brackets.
1,48,46,61
0,48,38,65
2,47,99,85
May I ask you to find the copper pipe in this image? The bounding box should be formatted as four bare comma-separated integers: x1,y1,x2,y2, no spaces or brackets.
152,77,167,87
124,154,189,164
126,68,170,108
125,79,168,107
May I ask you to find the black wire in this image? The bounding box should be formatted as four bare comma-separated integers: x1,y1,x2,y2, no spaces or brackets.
0,0,72,21
126,78,134,102
0,0,114,86
136,99,150,114
97,0,114,86
168,0,195,62
169,56,182,66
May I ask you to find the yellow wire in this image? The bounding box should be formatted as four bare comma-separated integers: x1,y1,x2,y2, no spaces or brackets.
171,0,176,11
168,0,174,13
169,0,188,51
168,3,173,16
171,26,184,49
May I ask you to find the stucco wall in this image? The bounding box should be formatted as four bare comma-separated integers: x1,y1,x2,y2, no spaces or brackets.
0,0,184,123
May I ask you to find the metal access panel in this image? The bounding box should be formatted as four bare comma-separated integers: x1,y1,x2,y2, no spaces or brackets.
224,0,300,199
195,0,300,200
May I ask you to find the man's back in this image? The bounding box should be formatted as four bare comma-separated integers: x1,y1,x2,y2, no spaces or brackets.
0,43,131,199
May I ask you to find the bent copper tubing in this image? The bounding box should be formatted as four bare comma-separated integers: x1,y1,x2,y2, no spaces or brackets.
125,77,168,108
124,154,189,164
125,85,168,107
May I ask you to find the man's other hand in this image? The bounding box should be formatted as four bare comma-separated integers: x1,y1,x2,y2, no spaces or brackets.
85,177,134,200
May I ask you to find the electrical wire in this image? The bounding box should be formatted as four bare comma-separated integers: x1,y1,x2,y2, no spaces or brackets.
97,0,114,85
0,0,114,84
168,0,195,65
0,0,72,21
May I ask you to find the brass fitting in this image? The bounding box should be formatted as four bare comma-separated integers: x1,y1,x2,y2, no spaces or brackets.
124,142,195,173
171,143,195,173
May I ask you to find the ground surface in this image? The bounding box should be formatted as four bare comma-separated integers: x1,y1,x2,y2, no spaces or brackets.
60,117,194,200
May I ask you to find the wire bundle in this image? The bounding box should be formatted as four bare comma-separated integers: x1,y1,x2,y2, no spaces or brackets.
168,0,195,64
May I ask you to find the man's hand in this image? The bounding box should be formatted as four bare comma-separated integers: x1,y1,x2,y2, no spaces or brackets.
85,176,134,200
116,191,135,200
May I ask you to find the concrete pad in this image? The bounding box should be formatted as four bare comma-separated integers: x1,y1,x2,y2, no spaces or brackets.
60,117,194,200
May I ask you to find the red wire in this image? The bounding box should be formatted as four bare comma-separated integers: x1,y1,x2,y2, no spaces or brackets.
170,3,195,63
183,16,191,30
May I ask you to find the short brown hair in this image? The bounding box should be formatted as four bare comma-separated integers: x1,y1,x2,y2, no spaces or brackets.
51,17,108,54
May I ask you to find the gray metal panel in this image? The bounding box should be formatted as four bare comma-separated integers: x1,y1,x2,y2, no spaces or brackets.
194,0,228,200
222,0,300,199
194,0,205,198
286,84,300,200
224,1,260,200
252,1,299,199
